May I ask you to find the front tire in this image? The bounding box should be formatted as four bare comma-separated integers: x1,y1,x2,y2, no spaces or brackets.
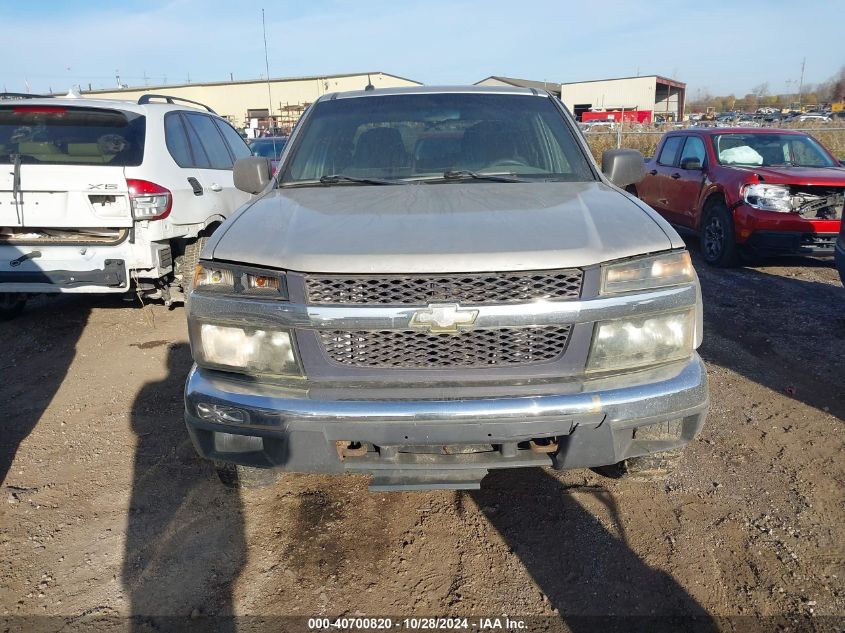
214,462,279,489
700,201,739,267
596,448,684,481
0,293,27,320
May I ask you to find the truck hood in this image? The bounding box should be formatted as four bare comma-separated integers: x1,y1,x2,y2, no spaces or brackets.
210,181,676,273
732,165,845,186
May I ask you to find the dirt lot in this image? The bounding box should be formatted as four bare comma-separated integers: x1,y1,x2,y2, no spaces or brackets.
1,246,843,632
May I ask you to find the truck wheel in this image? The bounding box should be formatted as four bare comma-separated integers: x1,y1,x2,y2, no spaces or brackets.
214,462,279,489
0,293,27,320
596,448,684,481
180,236,208,308
700,202,739,267
616,448,683,480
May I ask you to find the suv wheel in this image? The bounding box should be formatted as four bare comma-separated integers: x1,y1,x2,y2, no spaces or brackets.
700,202,738,267
0,293,27,320
214,462,279,489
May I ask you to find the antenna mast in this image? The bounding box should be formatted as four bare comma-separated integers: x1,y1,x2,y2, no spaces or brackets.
262,8,274,134
797,57,806,110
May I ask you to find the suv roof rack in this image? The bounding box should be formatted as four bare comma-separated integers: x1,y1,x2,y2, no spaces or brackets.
0,92,48,100
137,94,216,113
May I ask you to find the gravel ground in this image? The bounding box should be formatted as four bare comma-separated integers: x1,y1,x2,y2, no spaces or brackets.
1,248,843,632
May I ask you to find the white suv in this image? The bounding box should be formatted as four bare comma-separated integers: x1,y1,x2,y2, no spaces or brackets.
0,92,253,318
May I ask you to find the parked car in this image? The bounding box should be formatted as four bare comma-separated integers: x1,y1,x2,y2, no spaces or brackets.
631,128,844,266
183,86,708,491
248,136,288,170
796,114,831,123
0,92,253,318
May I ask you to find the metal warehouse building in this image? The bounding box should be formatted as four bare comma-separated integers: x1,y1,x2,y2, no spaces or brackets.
77,71,421,133
474,76,562,98
559,75,686,122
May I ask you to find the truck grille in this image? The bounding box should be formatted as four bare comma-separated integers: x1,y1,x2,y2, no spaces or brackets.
305,269,583,305
318,326,572,369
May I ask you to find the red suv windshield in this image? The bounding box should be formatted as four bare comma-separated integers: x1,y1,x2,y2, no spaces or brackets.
713,133,836,168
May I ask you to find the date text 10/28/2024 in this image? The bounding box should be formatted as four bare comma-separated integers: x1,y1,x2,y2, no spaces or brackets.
308,617,528,630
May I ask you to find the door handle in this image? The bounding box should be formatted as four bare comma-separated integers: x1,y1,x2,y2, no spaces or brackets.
187,177,203,196
649,169,657,176
210,183,223,192
671,172,681,179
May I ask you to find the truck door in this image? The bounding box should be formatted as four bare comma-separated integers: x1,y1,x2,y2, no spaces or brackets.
665,136,707,229
646,135,684,223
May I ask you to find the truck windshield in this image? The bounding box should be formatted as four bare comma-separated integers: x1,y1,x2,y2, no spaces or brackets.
280,93,595,185
713,133,836,168
0,106,145,166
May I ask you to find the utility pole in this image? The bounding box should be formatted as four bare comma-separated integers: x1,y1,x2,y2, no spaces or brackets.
797,58,806,110
143,70,149,86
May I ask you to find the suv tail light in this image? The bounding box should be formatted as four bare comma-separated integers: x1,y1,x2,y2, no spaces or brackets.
127,179,172,220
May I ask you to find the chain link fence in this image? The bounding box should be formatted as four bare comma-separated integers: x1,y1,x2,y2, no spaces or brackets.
581,124,845,162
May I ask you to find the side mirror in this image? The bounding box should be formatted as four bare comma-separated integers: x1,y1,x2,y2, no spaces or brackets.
680,157,703,170
234,157,273,194
601,149,646,188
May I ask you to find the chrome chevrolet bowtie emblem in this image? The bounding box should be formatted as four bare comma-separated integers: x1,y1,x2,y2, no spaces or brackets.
409,303,479,334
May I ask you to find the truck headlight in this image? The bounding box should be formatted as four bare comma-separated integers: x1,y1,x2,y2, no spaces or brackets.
742,184,792,212
587,309,695,372
601,251,694,294
193,262,287,299
191,322,300,376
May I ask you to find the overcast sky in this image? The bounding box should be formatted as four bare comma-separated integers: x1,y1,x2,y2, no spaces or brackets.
1,0,840,96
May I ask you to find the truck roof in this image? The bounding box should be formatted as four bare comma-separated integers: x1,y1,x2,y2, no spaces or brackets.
681,127,814,137
324,85,550,101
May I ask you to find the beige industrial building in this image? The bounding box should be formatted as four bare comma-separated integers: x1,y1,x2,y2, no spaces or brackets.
78,71,421,133
559,75,686,121
475,74,686,122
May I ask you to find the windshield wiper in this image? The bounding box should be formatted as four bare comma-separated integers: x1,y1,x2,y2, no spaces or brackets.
441,170,527,183
318,174,407,186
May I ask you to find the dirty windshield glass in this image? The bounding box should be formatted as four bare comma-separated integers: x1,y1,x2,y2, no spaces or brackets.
713,133,836,168
280,93,595,184
0,106,145,166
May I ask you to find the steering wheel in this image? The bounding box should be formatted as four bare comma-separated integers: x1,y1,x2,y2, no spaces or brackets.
487,158,529,168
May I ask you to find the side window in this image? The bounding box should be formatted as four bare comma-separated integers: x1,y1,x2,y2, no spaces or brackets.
214,119,251,161
679,136,706,167
657,136,683,167
182,115,211,168
184,113,233,169
164,113,192,167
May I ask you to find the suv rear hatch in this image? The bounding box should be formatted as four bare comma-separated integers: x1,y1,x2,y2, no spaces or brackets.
0,104,145,240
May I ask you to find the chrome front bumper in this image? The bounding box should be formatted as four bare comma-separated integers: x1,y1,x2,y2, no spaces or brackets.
184,355,709,486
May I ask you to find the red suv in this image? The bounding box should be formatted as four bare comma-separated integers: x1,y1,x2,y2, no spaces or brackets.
632,128,844,266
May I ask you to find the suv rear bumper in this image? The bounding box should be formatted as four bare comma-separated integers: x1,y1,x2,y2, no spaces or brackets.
0,240,170,293
184,355,709,489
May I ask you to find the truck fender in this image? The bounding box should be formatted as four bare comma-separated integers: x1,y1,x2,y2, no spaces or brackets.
697,188,729,230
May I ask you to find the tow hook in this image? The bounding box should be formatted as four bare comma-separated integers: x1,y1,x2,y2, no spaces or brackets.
529,437,559,454
336,441,368,461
